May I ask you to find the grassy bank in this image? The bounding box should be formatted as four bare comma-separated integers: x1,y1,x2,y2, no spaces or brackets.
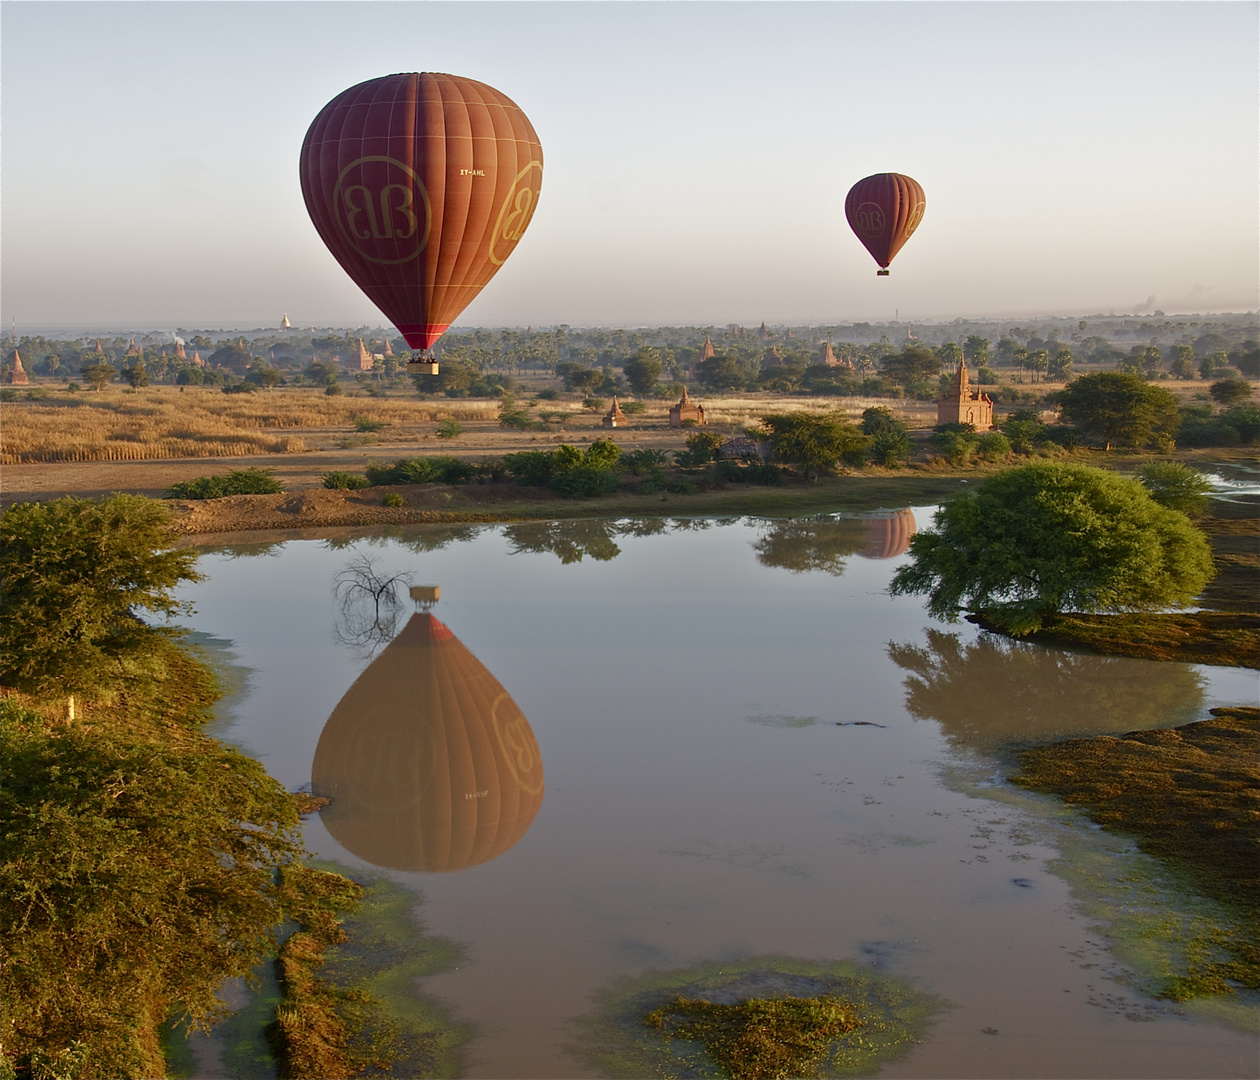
1010,707,1259,1002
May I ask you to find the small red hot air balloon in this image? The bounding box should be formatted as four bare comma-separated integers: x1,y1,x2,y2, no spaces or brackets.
845,173,925,276
300,73,543,355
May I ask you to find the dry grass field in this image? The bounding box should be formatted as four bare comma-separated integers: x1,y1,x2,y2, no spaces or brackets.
0,385,934,466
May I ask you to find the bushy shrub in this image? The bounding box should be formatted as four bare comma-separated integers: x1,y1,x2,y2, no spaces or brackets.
861,407,912,467
353,416,386,432
504,440,622,498
928,430,979,466
1222,403,1260,442
221,382,257,394
550,467,621,498
714,458,783,485
976,431,1012,462
166,468,282,499
504,450,556,485
1136,462,1212,517
383,492,405,507
322,471,370,490
436,418,464,439
365,456,477,486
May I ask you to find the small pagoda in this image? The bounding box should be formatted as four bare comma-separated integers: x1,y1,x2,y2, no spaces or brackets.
5,349,30,385
936,359,993,431
669,387,705,427
602,396,628,429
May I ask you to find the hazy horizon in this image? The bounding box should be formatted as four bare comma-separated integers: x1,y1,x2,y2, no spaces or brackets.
3,2,1257,329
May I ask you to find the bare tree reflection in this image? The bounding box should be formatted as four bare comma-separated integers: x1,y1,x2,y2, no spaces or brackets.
888,629,1205,751
332,553,414,660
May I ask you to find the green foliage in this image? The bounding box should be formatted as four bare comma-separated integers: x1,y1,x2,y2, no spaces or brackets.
223,381,259,394
79,362,117,391
573,956,938,1080
383,492,405,508
0,695,305,1079
890,463,1216,634
167,468,283,499
122,364,150,388
623,352,663,395
1054,372,1180,449
861,407,911,466
352,416,387,432
503,441,622,498
435,418,464,439
697,355,749,392
0,496,203,697
673,430,724,469
758,412,870,478
1136,462,1212,517
927,429,979,466
1223,403,1260,442
322,471,370,491
1209,378,1253,407
976,431,1012,462
880,344,941,391
325,382,341,396
365,457,477,486
498,395,543,430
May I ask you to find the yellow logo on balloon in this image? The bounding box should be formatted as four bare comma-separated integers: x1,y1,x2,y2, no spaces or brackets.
489,160,543,266
333,155,433,265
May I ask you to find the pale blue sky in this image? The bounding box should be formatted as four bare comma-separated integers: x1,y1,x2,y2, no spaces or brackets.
2,1,1256,329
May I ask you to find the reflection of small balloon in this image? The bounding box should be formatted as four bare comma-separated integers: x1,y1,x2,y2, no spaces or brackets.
845,173,925,275
300,73,543,350
312,613,544,872
860,509,917,559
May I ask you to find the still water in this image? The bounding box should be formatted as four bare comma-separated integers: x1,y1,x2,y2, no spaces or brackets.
179,512,1257,1079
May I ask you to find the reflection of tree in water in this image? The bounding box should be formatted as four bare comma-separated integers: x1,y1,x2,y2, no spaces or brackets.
332,553,414,660
753,520,869,576
754,512,916,576
322,526,484,554
888,629,1205,749
504,521,623,564
197,540,286,560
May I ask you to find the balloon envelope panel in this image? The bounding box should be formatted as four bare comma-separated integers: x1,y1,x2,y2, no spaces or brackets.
844,173,925,271
860,508,917,559
312,613,544,872
300,73,543,349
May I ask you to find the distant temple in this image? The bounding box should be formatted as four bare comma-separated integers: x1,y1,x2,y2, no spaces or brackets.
5,349,30,385
92,339,105,355
601,396,628,428
191,350,205,368
762,346,782,368
383,337,394,357
174,341,187,359
700,337,716,361
281,313,292,329
669,387,706,427
937,359,993,430
818,341,842,367
126,338,140,357
346,338,374,371
758,322,769,340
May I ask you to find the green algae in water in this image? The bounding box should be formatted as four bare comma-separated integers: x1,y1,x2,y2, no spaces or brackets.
573,956,940,1079
302,861,474,1078
940,759,1260,1034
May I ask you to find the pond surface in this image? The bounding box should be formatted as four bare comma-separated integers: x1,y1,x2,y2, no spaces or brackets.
179,512,1258,1079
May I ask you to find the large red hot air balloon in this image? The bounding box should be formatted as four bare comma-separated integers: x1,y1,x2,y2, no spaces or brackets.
844,173,925,276
300,73,543,351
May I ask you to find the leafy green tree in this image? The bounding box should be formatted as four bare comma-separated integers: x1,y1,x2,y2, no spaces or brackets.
890,463,1215,633
208,342,254,374
673,430,724,469
1209,378,1253,407
0,496,202,697
1229,342,1260,379
1169,344,1197,379
623,352,662,396
1054,371,1180,450
1046,348,1073,381
1136,462,1212,518
304,359,339,386
80,362,117,391
861,407,911,466
1,698,306,1078
698,355,747,392
963,336,990,365
121,364,149,388
758,412,870,479
880,344,941,390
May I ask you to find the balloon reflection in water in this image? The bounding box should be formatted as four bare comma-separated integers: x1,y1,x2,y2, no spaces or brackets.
312,605,544,873
888,629,1205,750
753,509,916,575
